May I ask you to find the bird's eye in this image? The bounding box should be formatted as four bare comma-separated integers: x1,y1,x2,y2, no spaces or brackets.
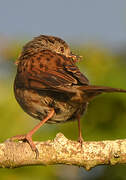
60,47,64,53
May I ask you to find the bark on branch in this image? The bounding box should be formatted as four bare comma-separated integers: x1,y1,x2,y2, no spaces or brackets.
0,133,126,170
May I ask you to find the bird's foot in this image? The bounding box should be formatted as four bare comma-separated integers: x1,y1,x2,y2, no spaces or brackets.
78,136,84,147
6,134,39,158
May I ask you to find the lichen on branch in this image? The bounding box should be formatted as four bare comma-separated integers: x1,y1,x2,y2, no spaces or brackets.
0,133,126,170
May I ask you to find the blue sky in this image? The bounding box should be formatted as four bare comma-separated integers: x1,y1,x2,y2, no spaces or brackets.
0,0,126,45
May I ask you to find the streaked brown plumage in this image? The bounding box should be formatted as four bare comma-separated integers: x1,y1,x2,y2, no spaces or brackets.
9,35,126,157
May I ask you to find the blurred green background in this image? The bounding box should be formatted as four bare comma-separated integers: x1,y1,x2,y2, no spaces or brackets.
0,0,126,179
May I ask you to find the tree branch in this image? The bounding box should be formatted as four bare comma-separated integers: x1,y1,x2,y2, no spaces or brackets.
0,133,126,170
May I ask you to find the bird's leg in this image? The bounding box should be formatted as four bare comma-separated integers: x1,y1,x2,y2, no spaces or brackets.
7,109,55,158
77,114,84,146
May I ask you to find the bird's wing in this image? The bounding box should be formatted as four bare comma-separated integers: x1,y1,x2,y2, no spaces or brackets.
15,50,89,94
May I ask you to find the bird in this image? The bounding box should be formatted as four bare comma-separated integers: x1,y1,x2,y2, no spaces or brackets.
9,35,126,157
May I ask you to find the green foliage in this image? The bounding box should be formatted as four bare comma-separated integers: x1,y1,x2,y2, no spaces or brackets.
0,42,126,179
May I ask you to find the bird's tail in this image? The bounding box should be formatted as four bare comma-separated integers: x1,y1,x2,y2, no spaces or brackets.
79,85,126,93
78,85,126,101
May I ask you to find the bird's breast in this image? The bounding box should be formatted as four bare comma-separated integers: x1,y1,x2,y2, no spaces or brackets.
14,87,87,123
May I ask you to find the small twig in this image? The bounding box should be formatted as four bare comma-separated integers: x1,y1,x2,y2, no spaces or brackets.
0,133,126,170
